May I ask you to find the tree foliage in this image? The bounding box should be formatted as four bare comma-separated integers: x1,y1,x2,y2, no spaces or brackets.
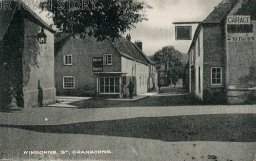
43,0,150,40
153,46,185,85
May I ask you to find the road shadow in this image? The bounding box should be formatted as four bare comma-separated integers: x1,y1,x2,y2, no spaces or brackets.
1,114,256,142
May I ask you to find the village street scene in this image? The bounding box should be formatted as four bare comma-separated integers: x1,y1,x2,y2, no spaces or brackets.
0,0,256,161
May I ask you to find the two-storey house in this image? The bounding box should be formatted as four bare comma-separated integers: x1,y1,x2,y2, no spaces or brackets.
55,34,156,98
188,0,256,104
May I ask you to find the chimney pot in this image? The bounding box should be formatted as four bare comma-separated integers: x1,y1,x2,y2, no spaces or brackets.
134,40,143,51
126,34,131,41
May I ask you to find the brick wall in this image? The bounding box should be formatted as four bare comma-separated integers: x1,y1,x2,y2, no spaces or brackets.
55,37,121,96
203,24,226,90
202,24,226,103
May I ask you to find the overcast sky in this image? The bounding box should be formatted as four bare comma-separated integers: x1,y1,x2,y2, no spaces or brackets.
127,0,223,55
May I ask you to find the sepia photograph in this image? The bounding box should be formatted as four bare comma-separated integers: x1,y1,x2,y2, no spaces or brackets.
0,0,256,160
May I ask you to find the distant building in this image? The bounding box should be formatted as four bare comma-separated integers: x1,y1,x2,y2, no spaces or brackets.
55,34,157,98
0,1,56,109
156,61,170,87
188,0,256,104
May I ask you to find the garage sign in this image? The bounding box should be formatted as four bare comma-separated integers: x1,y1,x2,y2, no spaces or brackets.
227,15,251,25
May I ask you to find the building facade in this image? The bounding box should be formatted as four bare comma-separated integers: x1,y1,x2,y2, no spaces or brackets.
55,35,156,98
188,0,256,104
0,1,56,109
156,62,170,87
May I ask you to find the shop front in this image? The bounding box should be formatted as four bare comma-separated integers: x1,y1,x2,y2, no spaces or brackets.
95,72,127,98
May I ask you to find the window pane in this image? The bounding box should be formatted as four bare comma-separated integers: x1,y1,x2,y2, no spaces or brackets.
64,55,72,65
64,77,74,88
99,78,104,93
100,85,104,93
212,68,222,85
115,78,120,86
115,85,120,93
108,55,112,64
105,86,110,93
110,78,114,86
100,78,104,85
110,86,115,93
105,78,110,85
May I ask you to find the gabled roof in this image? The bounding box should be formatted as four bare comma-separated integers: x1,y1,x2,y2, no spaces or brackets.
55,33,154,66
0,0,54,40
188,0,239,53
203,0,238,24
0,10,15,40
108,37,153,65
20,1,55,33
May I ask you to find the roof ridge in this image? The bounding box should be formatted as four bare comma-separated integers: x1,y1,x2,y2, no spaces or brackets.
19,1,55,32
203,0,239,24
131,41,153,65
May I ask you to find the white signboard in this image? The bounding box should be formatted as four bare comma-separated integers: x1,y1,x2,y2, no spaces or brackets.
227,15,251,25
227,37,255,42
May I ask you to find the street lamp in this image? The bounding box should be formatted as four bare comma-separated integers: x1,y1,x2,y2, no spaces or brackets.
37,28,47,44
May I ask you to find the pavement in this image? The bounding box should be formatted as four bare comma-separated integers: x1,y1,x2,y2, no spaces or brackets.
48,92,158,108
47,96,91,108
106,92,158,101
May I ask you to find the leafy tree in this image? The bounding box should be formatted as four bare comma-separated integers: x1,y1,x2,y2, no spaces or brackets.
153,46,185,86
43,0,151,40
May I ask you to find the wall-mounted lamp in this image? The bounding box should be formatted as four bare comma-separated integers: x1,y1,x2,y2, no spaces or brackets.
37,28,47,44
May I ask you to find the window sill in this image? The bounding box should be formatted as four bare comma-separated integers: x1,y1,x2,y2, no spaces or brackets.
210,84,223,88
99,93,120,95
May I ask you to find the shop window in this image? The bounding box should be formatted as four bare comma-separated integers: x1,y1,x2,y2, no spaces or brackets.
99,77,120,94
64,55,72,65
211,67,222,85
63,76,75,89
103,54,113,65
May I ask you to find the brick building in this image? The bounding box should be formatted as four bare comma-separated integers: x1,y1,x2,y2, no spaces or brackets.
188,0,256,104
0,1,56,109
55,35,157,98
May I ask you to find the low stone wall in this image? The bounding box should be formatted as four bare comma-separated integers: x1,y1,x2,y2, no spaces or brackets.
23,88,56,108
227,88,256,104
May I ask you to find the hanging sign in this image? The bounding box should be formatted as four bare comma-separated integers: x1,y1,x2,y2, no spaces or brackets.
92,57,103,72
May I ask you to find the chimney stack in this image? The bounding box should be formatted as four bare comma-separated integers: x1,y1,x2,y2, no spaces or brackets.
134,41,143,51
126,34,131,41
